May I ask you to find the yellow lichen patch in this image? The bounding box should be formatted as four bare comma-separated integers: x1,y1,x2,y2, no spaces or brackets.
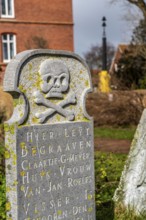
32,117,38,124
4,124,15,135
6,202,11,211
80,70,83,74
40,170,46,177
20,142,26,149
28,75,33,81
20,171,26,176
13,180,18,186
10,125,15,135
56,115,61,122
34,209,39,214
32,147,37,155
13,98,23,107
33,74,42,90
18,85,26,93
5,144,11,149
13,99,19,107
7,218,13,220
85,80,89,87
57,210,62,216
4,124,10,132
6,186,11,193
5,150,10,159
87,194,93,200
20,112,23,118
82,117,90,122
7,138,13,144
12,154,17,165
70,84,74,89
19,98,24,105
76,111,83,121
20,185,25,191
88,207,93,212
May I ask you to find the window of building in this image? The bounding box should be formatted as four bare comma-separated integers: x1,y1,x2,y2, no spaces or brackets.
1,0,15,18
2,34,16,62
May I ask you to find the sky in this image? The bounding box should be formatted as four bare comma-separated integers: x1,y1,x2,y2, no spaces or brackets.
72,0,138,58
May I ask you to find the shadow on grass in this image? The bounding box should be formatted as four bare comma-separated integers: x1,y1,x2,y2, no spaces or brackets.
96,201,115,220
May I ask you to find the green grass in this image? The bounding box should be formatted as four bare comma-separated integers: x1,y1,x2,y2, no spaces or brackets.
95,151,127,219
94,127,136,140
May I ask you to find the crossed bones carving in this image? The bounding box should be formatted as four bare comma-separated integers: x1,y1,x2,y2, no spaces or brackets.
33,91,76,123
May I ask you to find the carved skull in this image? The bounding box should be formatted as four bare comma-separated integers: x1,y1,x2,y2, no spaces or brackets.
39,60,70,98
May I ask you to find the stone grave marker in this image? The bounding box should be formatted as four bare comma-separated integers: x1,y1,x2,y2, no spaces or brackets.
4,49,95,220
114,109,146,214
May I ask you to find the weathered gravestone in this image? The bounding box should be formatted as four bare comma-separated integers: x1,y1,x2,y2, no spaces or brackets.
114,109,146,214
4,49,95,220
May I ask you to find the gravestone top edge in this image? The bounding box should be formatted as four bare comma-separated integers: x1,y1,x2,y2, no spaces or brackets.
3,49,93,125
3,49,92,92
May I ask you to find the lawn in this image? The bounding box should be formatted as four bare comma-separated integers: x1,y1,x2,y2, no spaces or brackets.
95,151,127,219
94,127,136,140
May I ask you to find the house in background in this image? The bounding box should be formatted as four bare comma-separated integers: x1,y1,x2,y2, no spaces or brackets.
109,44,128,74
0,0,74,84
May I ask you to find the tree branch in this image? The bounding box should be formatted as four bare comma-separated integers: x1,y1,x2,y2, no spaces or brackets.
127,0,146,19
109,0,146,18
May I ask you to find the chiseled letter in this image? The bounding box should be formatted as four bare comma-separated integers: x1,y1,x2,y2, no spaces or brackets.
21,146,28,157
23,203,30,215
27,132,33,142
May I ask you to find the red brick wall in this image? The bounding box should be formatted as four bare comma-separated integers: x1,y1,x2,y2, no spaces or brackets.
0,0,74,84
15,0,73,22
0,22,73,57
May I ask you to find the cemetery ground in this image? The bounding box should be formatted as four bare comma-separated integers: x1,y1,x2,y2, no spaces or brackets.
0,87,146,219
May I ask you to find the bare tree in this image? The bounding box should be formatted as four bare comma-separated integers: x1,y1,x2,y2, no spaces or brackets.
84,42,115,72
110,0,146,19
128,0,146,18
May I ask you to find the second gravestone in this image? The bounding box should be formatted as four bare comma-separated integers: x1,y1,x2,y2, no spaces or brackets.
114,109,146,214
4,49,95,220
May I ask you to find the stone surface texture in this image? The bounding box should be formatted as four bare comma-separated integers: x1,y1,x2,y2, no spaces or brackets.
114,109,146,213
4,49,95,220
